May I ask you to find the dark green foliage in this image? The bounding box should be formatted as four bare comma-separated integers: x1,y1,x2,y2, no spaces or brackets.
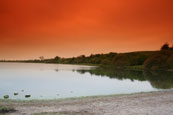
55,52,118,65
113,51,154,68
144,50,173,70
54,56,60,63
0,51,154,69
143,43,173,70
2,43,173,71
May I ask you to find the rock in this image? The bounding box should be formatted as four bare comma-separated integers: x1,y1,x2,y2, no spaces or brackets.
3,95,9,99
25,95,31,98
14,92,19,95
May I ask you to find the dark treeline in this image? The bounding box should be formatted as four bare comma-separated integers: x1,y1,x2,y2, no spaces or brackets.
144,43,173,70
1,43,173,70
5,51,153,68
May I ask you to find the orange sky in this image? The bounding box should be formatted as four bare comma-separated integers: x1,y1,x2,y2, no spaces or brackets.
0,0,172,60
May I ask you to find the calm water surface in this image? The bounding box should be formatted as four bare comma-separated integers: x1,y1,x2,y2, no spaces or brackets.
0,63,173,100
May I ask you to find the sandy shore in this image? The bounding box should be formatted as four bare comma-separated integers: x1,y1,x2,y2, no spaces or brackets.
0,91,173,115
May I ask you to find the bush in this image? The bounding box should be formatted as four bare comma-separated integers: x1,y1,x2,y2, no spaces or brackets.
113,51,153,67
161,43,169,50
144,50,173,70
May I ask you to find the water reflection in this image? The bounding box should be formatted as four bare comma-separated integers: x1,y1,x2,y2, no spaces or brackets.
77,67,173,89
0,63,172,100
144,71,173,89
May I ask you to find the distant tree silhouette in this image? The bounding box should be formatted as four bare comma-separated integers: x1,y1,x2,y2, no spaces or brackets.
39,56,44,60
54,56,60,60
161,43,169,50
54,56,60,63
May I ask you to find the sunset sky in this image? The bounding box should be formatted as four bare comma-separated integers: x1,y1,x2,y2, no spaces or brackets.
0,0,172,60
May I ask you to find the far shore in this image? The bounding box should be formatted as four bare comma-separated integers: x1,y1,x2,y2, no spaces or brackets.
1,90,173,115
0,61,100,67
1,49,173,71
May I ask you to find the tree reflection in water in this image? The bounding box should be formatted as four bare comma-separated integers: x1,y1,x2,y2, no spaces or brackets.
77,66,173,89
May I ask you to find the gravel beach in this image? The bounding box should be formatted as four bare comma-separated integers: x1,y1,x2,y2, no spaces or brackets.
0,91,173,115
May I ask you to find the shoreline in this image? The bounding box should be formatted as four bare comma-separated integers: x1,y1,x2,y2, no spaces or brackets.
1,90,173,115
1,62,173,72
0,90,170,102
0,61,99,67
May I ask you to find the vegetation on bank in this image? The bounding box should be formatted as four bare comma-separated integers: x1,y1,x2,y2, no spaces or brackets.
0,43,173,71
144,50,173,70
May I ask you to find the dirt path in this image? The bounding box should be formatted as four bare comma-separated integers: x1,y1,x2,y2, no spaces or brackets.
0,91,173,115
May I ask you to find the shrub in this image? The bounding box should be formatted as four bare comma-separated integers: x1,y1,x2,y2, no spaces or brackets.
161,43,169,50
113,51,153,67
144,50,173,70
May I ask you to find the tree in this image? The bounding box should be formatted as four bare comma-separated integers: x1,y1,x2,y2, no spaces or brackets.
54,56,60,60
144,51,172,70
54,56,60,63
39,56,44,61
161,43,169,50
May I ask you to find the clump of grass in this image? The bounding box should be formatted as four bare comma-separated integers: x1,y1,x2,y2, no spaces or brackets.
0,106,16,114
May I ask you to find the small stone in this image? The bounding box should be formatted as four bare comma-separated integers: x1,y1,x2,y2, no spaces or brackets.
25,95,31,98
14,92,19,95
3,95,9,99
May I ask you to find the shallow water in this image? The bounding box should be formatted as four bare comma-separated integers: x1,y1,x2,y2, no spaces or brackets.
0,62,173,100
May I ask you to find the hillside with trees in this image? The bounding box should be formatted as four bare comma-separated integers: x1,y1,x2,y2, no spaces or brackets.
144,43,173,70
1,43,173,71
